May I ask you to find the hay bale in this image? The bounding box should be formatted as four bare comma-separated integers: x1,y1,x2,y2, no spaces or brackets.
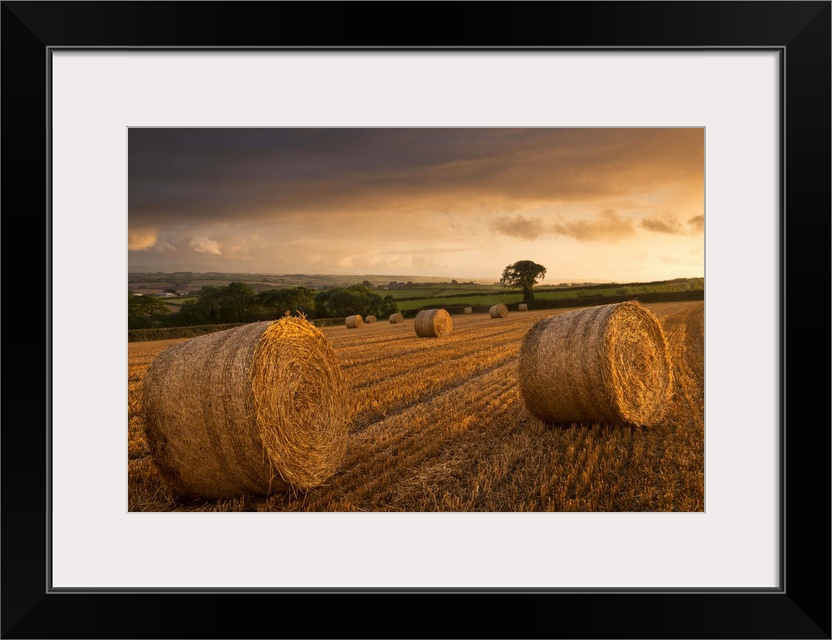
365,315,377,324
141,317,348,498
489,303,508,318
389,313,404,324
464,307,473,314
345,315,363,328
519,303,528,311
518,301,672,427
414,308,453,338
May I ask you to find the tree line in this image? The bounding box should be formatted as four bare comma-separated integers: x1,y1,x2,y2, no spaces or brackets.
128,283,399,329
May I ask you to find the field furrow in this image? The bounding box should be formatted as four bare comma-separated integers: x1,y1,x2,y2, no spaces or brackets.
281,364,519,511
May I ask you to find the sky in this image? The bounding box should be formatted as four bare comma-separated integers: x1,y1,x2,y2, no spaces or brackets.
128,128,704,283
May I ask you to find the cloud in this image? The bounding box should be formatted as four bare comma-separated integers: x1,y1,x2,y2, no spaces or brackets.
153,240,177,252
551,210,635,242
128,128,704,231
128,227,159,251
641,213,705,235
189,236,222,255
687,215,705,234
492,215,545,240
641,215,686,235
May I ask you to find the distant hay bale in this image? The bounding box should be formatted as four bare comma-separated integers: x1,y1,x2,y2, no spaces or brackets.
141,317,348,498
345,315,363,328
414,308,453,338
489,303,509,318
389,313,404,324
365,315,377,324
518,301,672,427
519,303,528,311
464,307,473,314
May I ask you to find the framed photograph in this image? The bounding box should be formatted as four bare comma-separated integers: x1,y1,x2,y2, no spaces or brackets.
4,2,829,638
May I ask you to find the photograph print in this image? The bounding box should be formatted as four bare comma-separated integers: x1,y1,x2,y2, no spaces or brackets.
127,127,704,513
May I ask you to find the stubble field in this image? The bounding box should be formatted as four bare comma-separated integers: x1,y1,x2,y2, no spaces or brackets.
128,301,704,512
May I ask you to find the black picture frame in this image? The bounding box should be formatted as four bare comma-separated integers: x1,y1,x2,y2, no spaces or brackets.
3,2,829,638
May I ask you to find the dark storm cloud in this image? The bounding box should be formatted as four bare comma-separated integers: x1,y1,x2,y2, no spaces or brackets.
128,127,704,233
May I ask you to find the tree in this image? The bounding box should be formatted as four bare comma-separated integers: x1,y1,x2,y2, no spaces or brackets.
314,285,387,318
190,282,255,324
253,287,316,320
380,295,398,317
128,294,171,329
500,260,547,304
221,282,256,322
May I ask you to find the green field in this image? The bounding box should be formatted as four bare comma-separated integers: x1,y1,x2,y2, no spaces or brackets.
396,293,525,311
381,279,704,311
383,285,509,298
130,274,704,335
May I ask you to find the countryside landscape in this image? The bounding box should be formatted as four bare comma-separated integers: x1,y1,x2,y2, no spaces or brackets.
129,128,704,512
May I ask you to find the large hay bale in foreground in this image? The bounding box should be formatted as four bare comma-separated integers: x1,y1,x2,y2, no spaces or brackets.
464,307,473,314
519,303,528,311
414,308,453,338
345,315,363,328
141,317,348,498
489,303,508,318
389,313,404,324
518,301,672,427
365,315,377,324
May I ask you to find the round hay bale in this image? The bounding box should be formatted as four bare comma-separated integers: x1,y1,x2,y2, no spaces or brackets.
489,303,509,318
141,317,348,498
464,307,473,314
518,301,672,427
414,308,453,338
365,315,377,324
519,303,528,311
389,312,404,324
345,315,363,329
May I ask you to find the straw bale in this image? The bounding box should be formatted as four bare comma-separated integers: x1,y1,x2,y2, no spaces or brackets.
389,313,404,324
345,315,363,328
141,317,348,498
518,301,672,427
365,315,377,324
489,303,509,318
519,303,528,311
464,307,473,314
414,308,453,338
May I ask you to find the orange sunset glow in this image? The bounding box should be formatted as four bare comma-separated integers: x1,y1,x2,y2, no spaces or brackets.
129,128,704,282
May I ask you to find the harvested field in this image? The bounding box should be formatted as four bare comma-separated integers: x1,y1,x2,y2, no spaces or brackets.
128,301,704,512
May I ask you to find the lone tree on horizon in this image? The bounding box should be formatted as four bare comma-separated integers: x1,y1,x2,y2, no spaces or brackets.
500,260,547,305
